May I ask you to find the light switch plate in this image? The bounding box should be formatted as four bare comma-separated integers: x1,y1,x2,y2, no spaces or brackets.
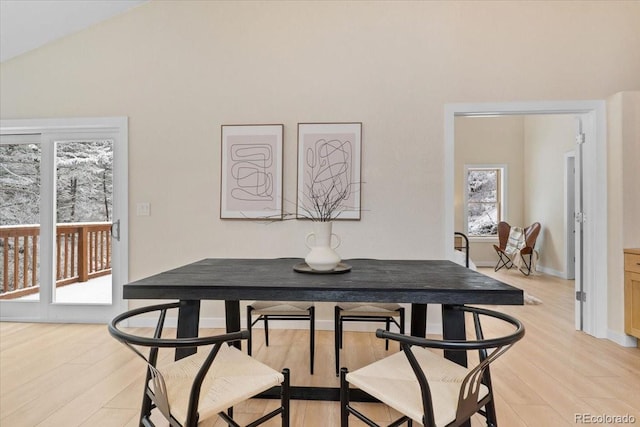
136,202,150,216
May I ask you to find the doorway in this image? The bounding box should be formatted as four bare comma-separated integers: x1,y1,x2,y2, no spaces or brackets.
444,100,607,338
0,117,128,323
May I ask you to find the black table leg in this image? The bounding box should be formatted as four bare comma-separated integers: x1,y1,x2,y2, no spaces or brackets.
442,304,470,427
225,300,241,349
442,304,467,366
176,299,200,360
410,303,427,337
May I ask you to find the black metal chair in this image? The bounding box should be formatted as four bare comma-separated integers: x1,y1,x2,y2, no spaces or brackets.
247,301,315,374
454,231,470,268
109,302,290,427
340,305,525,427
334,302,405,376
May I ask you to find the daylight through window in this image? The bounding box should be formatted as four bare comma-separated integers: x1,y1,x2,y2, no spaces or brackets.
465,166,504,237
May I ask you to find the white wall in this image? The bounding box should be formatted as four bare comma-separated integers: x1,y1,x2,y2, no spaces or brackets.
1,1,639,330
607,91,640,336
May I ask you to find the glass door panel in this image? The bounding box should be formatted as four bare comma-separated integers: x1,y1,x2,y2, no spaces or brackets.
54,140,113,304
2,117,127,323
0,137,42,301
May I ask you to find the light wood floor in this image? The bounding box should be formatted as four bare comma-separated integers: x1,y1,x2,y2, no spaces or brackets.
1,268,639,427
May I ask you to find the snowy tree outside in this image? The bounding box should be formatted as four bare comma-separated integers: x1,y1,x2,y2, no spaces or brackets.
55,140,113,224
1,140,113,293
0,143,41,225
0,140,113,226
466,168,501,236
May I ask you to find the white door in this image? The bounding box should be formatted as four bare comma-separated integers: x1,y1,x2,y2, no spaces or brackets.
0,117,128,323
565,152,576,281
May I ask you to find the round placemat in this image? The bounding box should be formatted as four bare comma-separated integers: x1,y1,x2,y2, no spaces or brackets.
293,262,352,274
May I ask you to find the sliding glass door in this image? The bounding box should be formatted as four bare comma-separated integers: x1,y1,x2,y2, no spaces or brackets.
54,139,114,305
0,134,42,306
0,118,128,323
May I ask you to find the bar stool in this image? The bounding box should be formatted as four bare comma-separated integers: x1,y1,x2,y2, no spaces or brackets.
334,302,405,376
108,302,290,427
247,301,316,374
340,305,525,427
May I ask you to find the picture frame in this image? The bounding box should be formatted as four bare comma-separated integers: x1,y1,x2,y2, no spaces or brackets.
297,122,362,220
220,124,283,219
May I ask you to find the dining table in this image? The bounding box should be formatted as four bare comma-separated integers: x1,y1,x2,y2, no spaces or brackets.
122,257,524,405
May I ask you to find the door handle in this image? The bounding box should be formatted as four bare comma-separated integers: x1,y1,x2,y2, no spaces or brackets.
111,219,120,241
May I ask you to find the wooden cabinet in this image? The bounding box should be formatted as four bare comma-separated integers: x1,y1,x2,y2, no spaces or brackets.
624,248,640,343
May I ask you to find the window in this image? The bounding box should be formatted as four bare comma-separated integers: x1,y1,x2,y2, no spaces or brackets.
464,165,505,237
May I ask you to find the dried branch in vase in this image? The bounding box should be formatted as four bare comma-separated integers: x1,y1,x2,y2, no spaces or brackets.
298,179,358,222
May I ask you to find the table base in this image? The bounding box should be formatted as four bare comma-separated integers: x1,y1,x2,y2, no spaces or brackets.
257,386,378,402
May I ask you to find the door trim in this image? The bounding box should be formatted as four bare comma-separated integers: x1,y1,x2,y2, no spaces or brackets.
444,100,607,339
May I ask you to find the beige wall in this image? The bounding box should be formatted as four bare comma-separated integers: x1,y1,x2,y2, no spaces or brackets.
1,1,639,330
454,116,524,265
454,115,574,276
620,93,640,249
524,115,575,276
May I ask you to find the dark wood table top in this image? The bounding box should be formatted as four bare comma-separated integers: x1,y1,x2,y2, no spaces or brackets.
123,258,523,306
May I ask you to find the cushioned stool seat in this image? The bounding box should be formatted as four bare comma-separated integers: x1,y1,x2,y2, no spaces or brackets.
340,305,524,427
108,302,290,427
337,303,403,317
249,301,313,315
346,348,488,426
158,343,285,425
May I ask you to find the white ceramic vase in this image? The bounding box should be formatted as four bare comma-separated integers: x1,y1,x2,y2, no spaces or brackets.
304,222,341,271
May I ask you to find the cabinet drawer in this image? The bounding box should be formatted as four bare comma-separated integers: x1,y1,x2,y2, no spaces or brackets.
625,253,640,274
625,271,640,338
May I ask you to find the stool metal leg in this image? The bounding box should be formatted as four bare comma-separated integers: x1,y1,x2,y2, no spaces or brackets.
246,305,254,356
309,306,315,375
334,306,341,377
340,368,349,426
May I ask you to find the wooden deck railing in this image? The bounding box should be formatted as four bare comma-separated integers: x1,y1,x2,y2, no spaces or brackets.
0,222,112,299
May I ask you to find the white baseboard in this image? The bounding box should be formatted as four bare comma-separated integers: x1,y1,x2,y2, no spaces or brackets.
607,329,638,347
535,265,565,278
476,262,570,280
474,261,495,268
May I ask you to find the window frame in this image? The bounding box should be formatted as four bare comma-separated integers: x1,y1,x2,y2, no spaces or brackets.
463,164,507,239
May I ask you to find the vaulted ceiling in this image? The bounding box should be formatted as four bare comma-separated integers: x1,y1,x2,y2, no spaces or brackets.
0,0,148,63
